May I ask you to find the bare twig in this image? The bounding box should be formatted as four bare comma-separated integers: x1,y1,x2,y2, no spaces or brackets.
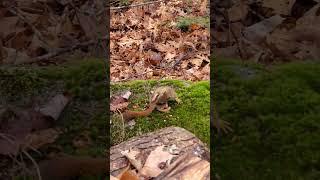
28,36,108,64
113,69,154,82
0,133,33,179
110,0,164,11
22,150,42,180
19,7,44,14
0,133,16,145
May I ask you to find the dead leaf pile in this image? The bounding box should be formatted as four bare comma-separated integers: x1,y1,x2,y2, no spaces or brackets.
110,0,210,81
212,0,320,63
0,0,108,65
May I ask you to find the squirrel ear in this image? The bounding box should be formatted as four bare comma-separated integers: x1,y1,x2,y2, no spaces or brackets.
151,94,159,102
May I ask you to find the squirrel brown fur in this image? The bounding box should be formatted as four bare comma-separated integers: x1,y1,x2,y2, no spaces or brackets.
122,100,158,121
150,86,181,112
121,86,181,121
34,155,106,180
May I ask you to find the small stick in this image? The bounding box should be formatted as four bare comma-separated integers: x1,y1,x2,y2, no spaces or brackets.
28,36,108,64
111,0,164,11
22,150,42,180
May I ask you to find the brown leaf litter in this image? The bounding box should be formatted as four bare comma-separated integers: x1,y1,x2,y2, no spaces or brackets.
110,0,210,81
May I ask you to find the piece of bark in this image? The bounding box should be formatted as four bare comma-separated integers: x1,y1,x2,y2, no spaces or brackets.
110,126,209,177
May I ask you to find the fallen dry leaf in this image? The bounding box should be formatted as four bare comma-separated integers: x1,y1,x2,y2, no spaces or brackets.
140,145,176,177
110,91,132,112
22,128,61,149
243,15,285,44
2,47,31,64
121,149,143,171
39,93,71,121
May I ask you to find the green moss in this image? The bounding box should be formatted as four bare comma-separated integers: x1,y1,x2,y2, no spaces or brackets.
176,16,209,32
119,0,130,6
111,80,210,146
0,68,48,101
213,58,320,179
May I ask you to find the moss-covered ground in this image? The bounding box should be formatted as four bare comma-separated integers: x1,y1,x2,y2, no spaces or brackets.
110,80,210,146
0,59,107,179
213,58,320,180
5,56,320,179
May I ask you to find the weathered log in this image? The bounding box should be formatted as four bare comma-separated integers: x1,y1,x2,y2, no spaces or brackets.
155,152,210,180
110,126,209,177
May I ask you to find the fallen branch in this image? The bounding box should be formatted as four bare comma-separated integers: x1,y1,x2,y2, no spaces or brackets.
28,36,108,64
20,6,44,14
110,0,164,11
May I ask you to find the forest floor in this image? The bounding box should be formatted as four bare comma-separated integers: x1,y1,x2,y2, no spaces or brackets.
213,58,320,180
110,0,210,81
